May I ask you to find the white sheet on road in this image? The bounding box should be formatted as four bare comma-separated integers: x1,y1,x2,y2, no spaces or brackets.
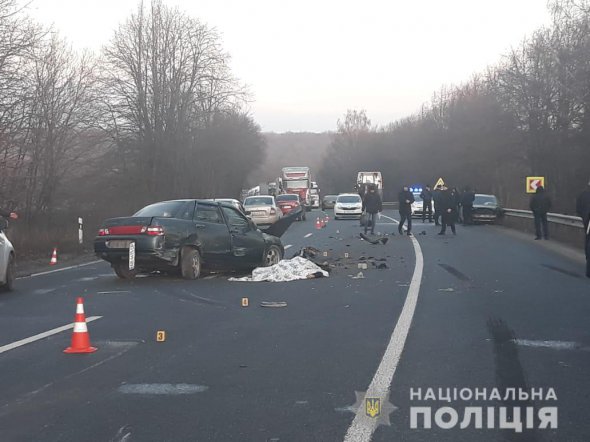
229,257,329,282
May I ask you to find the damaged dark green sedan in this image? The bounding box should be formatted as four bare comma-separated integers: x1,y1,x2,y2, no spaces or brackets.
94,199,291,279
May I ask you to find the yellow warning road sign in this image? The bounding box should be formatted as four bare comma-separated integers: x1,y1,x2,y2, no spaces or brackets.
435,177,445,188
526,176,545,193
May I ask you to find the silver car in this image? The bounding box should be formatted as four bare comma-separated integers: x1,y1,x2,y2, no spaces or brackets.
243,196,282,226
0,218,15,291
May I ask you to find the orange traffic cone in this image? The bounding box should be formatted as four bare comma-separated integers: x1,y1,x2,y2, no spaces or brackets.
323,214,329,225
315,217,322,229
64,297,98,354
50,248,58,266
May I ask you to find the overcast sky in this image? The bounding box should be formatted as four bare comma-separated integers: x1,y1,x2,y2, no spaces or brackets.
29,0,551,133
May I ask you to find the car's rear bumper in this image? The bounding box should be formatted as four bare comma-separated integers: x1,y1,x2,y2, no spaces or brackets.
472,214,497,222
94,236,175,266
250,214,281,225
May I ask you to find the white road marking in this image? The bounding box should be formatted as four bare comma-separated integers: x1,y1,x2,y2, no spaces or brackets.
344,215,424,442
284,244,293,250
304,233,313,238
118,384,208,395
16,260,103,280
513,339,585,351
0,316,102,354
97,291,130,294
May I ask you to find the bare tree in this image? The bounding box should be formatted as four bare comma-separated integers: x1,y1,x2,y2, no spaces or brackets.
100,0,250,199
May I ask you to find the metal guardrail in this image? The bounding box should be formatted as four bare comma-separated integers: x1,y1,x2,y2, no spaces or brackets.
503,208,584,229
382,203,584,229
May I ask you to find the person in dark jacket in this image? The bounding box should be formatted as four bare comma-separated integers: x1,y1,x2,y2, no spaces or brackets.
451,187,462,224
460,186,475,225
575,181,590,277
530,186,551,240
420,185,433,223
437,186,457,235
433,185,442,226
398,186,415,235
362,185,382,235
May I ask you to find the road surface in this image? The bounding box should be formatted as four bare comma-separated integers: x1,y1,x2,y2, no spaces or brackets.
0,210,588,441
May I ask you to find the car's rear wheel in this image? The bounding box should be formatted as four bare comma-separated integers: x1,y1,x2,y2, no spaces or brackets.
1,255,15,291
181,247,201,280
264,245,282,267
113,261,137,279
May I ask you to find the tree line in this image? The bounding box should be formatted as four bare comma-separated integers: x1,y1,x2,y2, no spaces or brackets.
0,0,265,229
320,0,590,213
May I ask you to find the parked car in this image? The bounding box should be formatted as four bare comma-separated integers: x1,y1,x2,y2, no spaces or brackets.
0,217,15,291
275,194,306,221
410,191,435,218
334,193,363,220
321,195,338,210
94,199,285,280
243,196,282,226
206,198,246,214
471,194,503,223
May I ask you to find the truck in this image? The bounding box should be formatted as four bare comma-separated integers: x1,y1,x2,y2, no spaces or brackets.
356,171,383,199
281,166,312,211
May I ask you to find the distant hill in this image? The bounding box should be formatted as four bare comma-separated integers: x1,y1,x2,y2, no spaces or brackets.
247,132,332,187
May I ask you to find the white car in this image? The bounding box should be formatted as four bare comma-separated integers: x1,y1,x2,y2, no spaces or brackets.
334,193,363,220
411,191,435,218
243,195,282,226
0,219,15,291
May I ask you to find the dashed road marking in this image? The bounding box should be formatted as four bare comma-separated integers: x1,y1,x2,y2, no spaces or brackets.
0,316,103,354
284,245,293,250
304,233,313,238
118,384,208,395
513,339,588,351
344,213,424,441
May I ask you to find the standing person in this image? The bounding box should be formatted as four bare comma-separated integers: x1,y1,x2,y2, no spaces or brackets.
451,187,462,224
433,185,442,226
576,181,590,278
461,186,475,225
398,186,415,236
420,185,433,223
438,186,457,235
362,184,382,235
530,186,551,240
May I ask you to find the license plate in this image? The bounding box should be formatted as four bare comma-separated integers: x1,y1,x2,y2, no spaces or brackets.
284,205,292,208
107,240,132,249
253,211,266,216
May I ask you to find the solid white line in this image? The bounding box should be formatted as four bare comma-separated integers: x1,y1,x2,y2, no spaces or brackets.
304,233,313,238
344,215,424,442
0,316,102,354
284,244,293,250
16,260,104,280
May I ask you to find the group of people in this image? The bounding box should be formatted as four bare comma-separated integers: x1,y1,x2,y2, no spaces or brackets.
359,180,590,279
360,183,474,237
398,184,476,236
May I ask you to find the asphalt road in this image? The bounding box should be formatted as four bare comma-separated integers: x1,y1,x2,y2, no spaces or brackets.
0,210,589,442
